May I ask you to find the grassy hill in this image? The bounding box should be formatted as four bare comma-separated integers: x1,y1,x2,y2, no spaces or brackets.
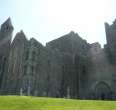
0,96,116,110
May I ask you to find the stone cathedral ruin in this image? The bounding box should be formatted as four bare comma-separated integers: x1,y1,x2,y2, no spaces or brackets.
0,18,116,100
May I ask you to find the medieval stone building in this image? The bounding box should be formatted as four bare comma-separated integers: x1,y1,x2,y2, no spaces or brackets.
0,18,116,100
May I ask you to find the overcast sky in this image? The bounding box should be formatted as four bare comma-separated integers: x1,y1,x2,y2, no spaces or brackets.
0,0,116,47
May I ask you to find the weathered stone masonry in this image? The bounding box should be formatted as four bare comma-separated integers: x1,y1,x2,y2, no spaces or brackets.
0,18,116,100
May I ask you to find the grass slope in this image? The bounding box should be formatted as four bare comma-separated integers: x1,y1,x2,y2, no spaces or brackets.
0,96,116,110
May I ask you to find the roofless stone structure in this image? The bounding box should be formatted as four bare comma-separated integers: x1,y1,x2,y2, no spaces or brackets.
0,18,116,100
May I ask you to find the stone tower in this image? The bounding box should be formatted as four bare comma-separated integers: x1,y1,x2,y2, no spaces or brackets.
0,18,13,90
105,19,116,64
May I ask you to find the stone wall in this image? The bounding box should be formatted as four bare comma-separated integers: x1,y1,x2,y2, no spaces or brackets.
0,18,116,100
2,31,28,94
0,18,13,93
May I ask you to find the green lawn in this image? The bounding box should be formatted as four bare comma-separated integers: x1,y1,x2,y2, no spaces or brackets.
0,96,116,110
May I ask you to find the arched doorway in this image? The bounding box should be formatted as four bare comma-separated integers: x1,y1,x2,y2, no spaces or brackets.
94,81,112,100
